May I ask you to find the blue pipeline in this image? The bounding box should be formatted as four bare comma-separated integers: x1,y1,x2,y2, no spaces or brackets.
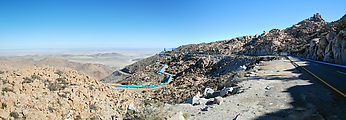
112,62,172,88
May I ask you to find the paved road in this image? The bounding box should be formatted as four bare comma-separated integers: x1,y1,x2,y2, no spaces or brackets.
288,56,346,97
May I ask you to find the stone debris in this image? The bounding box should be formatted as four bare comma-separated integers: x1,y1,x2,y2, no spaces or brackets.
127,104,136,111
201,106,209,111
265,86,273,90
186,94,201,105
166,111,185,120
203,88,215,98
237,65,247,71
214,96,223,105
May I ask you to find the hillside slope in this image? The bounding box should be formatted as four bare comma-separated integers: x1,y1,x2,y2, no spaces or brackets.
104,13,346,105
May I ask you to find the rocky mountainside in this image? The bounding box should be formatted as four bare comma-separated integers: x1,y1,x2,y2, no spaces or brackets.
0,66,148,119
104,13,346,105
169,13,346,65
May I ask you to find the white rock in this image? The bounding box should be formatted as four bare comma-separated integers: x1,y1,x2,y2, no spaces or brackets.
220,87,233,97
265,86,273,90
186,95,200,105
203,88,214,97
237,65,247,71
127,104,135,111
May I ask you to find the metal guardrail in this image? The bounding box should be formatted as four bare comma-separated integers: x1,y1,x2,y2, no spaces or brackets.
111,62,172,88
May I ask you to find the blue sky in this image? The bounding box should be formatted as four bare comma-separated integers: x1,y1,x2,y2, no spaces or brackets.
0,0,345,50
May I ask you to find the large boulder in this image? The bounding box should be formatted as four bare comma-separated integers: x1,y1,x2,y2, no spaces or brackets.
332,30,346,65
203,88,215,98
186,93,201,105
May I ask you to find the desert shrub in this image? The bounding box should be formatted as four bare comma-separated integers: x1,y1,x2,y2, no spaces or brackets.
74,116,82,120
48,82,62,91
137,108,163,120
1,79,7,85
31,74,41,80
48,107,55,113
22,77,33,84
9,112,19,119
56,77,68,85
2,87,14,93
1,103,7,109
55,70,63,76
46,78,69,91
89,104,97,110
88,85,95,90
0,71,4,74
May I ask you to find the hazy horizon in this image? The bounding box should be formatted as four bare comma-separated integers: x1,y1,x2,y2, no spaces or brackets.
1,0,346,50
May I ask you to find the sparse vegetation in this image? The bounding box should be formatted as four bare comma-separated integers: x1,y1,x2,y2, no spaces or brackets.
0,71,4,74
22,77,33,84
48,82,63,91
10,112,19,119
55,70,64,76
48,106,55,113
88,85,94,90
137,108,164,120
56,77,69,85
89,104,97,110
1,79,7,84
31,74,41,80
2,87,14,93
74,115,82,120
1,103,7,109
125,108,164,120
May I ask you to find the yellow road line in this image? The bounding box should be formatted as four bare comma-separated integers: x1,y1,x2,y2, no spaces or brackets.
289,58,346,97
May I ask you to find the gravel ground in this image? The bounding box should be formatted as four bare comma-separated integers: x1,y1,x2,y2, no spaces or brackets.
164,59,345,120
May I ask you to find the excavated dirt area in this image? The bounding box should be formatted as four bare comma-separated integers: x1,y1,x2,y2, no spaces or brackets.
164,58,346,120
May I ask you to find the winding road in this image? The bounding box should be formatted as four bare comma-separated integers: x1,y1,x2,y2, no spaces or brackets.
111,62,172,89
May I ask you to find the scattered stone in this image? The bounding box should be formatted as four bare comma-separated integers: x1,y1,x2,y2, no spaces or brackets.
201,106,209,111
220,87,233,97
214,96,223,105
203,88,215,98
127,104,136,111
237,65,247,71
265,86,273,90
166,111,185,120
186,94,200,105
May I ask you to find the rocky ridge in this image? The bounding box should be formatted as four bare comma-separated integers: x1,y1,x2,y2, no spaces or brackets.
167,13,346,64
0,66,144,119
0,57,113,80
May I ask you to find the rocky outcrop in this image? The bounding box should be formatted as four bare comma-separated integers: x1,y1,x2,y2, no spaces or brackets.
163,13,346,64
0,66,143,119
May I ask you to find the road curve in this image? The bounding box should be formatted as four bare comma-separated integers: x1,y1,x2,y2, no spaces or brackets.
112,62,172,89
288,56,346,97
